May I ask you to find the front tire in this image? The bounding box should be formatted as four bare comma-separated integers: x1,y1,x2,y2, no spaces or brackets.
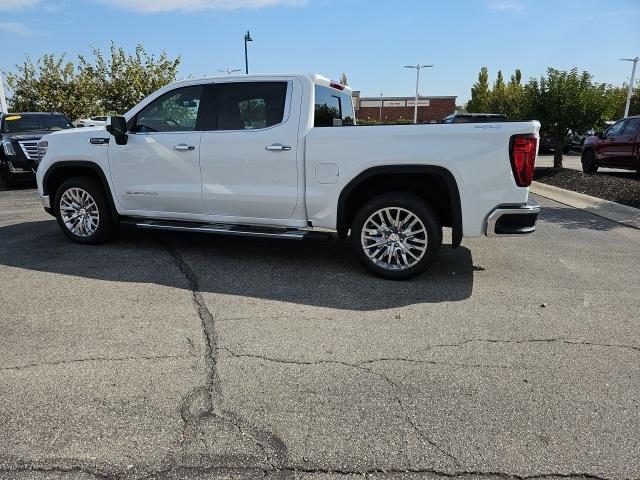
54,177,116,244
581,149,598,173
350,193,442,280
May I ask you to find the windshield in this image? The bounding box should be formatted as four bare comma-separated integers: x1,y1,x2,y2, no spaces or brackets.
1,114,73,133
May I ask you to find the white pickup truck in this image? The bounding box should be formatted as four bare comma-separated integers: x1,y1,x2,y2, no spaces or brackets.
36,74,540,279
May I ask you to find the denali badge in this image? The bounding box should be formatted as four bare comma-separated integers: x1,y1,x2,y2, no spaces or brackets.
125,191,159,196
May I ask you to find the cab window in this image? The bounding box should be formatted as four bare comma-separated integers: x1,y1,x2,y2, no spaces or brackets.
314,85,355,127
216,82,288,131
133,85,204,133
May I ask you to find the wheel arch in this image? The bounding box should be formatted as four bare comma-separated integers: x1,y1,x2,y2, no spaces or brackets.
336,165,463,248
43,161,118,216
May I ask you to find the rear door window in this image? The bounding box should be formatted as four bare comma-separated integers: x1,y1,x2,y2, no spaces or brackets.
215,82,288,131
314,85,355,127
622,118,640,136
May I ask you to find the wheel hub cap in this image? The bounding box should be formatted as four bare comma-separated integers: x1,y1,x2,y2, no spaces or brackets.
361,207,428,271
59,187,100,237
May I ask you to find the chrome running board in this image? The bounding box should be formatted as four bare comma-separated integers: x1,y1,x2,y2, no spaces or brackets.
128,219,331,241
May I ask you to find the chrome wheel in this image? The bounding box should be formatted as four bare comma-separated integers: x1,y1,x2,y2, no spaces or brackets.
59,187,100,237
360,207,428,271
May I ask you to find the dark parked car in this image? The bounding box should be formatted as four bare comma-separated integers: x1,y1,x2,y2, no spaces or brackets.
441,113,508,123
581,116,640,174
538,131,573,154
0,112,74,187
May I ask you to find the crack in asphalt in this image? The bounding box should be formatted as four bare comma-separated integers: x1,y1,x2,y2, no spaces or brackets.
219,346,461,467
421,338,640,354
0,354,193,371
162,243,289,472
0,460,620,480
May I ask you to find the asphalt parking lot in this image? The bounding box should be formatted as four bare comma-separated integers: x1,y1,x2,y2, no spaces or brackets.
1,184,639,480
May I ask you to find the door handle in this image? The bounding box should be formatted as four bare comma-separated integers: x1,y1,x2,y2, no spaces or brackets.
173,144,195,151
265,143,292,152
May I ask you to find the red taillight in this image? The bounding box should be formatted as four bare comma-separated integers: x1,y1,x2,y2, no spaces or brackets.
509,135,537,187
329,81,346,90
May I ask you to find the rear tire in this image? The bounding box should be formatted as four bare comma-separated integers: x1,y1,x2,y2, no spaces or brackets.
54,177,116,244
581,149,598,174
350,193,442,280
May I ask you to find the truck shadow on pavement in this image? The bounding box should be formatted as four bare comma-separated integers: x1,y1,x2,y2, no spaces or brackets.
0,220,474,310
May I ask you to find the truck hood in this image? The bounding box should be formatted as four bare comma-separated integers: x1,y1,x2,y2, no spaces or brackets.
1,130,57,141
47,125,106,137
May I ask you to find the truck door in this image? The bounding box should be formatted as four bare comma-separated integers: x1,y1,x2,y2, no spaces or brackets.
619,117,640,168
199,80,301,220
597,119,627,166
108,85,206,214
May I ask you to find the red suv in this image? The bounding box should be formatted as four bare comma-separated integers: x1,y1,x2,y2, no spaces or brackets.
581,116,640,174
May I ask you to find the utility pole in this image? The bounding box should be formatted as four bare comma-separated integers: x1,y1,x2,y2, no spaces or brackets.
379,93,383,122
620,57,638,118
244,31,253,75
0,73,7,113
404,64,433,124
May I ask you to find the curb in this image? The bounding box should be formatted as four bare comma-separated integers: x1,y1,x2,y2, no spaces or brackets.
530,181,640,230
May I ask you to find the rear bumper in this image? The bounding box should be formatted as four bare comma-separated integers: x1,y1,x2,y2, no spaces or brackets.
485,199,540,237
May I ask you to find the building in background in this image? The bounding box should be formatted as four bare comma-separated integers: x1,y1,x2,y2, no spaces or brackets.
352,91,456,123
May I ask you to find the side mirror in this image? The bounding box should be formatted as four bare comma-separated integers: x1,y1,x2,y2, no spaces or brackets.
106,116,128,145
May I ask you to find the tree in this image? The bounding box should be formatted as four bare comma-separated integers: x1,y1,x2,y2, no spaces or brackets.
488,70,507,114
467,67,490,112
339,72,349,86
5,43,180,120
610,80,640,118
526,68,616,168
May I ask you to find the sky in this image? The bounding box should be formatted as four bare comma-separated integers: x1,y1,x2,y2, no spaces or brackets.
0,0,639,105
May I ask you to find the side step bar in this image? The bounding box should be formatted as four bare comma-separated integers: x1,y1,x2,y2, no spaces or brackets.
126,219,332,241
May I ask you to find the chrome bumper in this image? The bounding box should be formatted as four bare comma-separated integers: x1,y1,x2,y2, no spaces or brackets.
486,199,540,237
40,194,51,209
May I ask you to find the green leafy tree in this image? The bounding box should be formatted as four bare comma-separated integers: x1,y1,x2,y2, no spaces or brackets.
5,43,180,120
467,67,491,112
527,68,616,168
80,43,180,115
339,72,349,86
6,54,84,120
488,70,507,114
503,69,526,120
609,80,640,118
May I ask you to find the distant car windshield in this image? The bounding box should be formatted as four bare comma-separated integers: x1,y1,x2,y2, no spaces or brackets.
1,114,73,133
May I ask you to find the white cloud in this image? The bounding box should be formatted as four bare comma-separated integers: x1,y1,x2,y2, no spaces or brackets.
487,0,523,13
0,0,40,11
0,21,34,36
102,0,307,13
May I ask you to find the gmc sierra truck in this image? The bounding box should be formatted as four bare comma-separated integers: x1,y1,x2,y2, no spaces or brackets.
36,74,540,279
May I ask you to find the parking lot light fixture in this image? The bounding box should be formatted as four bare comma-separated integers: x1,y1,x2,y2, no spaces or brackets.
244,31,253,75
404,64,433,124
620,57,639,118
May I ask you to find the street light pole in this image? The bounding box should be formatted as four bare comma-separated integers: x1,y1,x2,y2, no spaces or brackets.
0,73,7,113
244,30,253,75
620,57,638,118
379,93,383,122
404,64,433,124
